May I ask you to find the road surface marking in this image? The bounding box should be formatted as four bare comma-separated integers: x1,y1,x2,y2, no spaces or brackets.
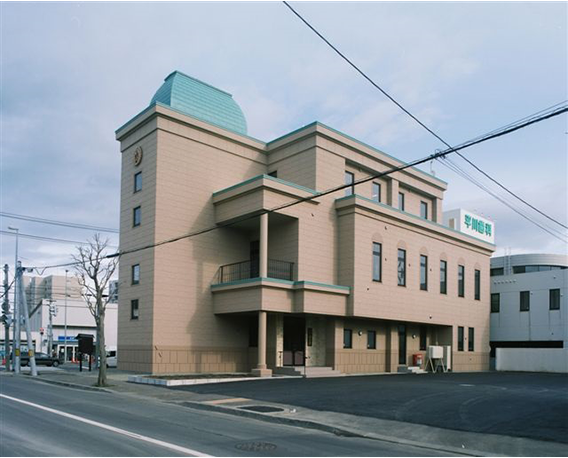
203,397,250,405
0,394,212,457
460,384,475,387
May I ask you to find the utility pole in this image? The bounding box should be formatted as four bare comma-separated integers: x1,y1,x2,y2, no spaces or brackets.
9,226,20,374
2,264,11,371
64,269,68,362
47,300,57,356
17,262,37,377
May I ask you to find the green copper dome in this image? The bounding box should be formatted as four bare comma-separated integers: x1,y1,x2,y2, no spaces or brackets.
151,71,247,135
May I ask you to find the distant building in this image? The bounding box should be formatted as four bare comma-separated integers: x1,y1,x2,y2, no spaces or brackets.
6,275,118,360
490,253,568,354
116,70,495,375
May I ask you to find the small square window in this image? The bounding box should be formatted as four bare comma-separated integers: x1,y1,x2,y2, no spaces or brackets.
134,172,142,193
130,299,139,320
343,329,353,349
133,206,141,227
132,264,140,285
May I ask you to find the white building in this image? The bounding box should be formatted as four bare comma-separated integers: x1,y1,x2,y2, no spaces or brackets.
1,275,118,362
490,253,568,354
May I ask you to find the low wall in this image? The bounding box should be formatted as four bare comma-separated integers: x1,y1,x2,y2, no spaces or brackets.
496,348,568,373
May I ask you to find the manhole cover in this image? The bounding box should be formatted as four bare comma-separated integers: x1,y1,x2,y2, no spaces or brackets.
238,405,284,413
235,442,277,452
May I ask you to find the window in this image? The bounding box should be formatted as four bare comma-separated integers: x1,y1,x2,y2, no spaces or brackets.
420,255,428,291
343,329,353,349
420,201,428,220
490,267,504,277
345,171,354,196
133,206,141,227
397,249,406,286
268,170,278,178
440,260,447,294
131,264,140,285
419,326,427,351
134,172,142,193
520,291,530,311
398,192,405,211
458,265,465,297
130,299,139,320
550,289,560,310
491,293,500,313
307,328,313,346
474,269,481,301
458,326,464,351
372,242,382,282
372,182,381,202
367,330,376,349
468,328,474,352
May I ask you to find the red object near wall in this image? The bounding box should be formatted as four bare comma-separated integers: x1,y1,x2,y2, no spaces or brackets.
413,353,423,366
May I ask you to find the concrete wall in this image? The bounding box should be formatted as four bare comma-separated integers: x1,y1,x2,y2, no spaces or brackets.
496,348,568,373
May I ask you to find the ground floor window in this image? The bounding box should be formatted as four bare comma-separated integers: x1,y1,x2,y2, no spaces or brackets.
458,326,464,351
367,330,376,349
468,327,474,352
343,329,353,349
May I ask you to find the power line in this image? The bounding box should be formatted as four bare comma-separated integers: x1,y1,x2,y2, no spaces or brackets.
282,1,568,233
0,211,119,233
27,105,567,272
0,230,94,246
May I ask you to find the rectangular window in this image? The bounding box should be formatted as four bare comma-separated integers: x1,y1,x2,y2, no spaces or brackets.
491,293,500,313
345,171,354,196
458,265,465,297
133,206,141,227
343,329,353,349
458,326,464,351
398,192,405,211
134,172,142,193
397,249,406,286
420,201,428,219
474,269,481,300
130,299,139,320
131,264,140,285
307,328,313,347
367,330,376,349
372,182,381,202
520,291,530,311
468,327,474,352
550,289,560,310
372,242,382,282
420,255,428,291
440,260,447,294
419,326,427,351
490,267,504,277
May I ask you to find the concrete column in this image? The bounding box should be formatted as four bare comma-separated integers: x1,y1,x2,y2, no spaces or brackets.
433,198,443,223
260,213,268,278
387,178,399,208
252,311,272,377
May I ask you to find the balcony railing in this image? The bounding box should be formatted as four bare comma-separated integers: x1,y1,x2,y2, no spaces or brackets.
216,259,294,284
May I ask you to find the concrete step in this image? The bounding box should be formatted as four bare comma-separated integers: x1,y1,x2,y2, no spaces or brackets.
273,366,344,378
398,365,428,374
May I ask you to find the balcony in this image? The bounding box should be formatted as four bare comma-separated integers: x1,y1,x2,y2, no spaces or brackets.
216,259,294,284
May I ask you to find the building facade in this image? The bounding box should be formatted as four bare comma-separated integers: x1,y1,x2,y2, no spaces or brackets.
490,253,568,353
116,71,494,375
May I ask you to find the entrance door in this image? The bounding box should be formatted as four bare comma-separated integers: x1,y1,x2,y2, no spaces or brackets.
398,324,407,365
283,316,305,366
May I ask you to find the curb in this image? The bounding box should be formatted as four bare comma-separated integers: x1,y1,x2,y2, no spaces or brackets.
175,400,492,457
28,376,114,393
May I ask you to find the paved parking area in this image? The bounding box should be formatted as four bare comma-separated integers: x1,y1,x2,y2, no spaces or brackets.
171,372,568,444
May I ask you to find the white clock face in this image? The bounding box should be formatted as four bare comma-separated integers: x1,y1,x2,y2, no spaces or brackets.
134,146,143,166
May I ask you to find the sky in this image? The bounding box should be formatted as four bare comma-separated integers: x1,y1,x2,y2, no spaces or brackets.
1,1,567,279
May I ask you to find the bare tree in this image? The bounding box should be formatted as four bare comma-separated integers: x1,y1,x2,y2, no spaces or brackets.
72,234,118,387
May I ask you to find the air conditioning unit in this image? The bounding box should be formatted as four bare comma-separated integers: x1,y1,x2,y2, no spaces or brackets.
428,345,443,359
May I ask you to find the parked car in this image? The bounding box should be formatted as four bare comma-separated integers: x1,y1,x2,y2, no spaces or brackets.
20,352,62,367
106,350,117,368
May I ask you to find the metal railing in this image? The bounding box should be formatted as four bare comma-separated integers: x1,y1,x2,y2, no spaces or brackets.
216,259,294,284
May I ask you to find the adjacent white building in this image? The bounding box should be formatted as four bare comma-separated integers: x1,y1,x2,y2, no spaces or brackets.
490,253,568,354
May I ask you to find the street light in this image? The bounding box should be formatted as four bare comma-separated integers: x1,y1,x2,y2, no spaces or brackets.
7,226,19,373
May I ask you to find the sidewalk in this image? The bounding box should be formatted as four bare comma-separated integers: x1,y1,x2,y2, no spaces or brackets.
4,367,567,457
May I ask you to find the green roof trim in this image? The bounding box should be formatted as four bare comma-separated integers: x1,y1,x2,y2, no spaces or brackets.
212,174,318,197
267,121,447,186
336,194,495,247
151,71,248,136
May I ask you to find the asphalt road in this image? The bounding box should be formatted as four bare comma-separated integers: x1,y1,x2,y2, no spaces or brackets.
171,371,568,444
0,376,453,457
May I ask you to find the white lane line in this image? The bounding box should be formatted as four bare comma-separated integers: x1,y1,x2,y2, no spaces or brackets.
0,394,212,457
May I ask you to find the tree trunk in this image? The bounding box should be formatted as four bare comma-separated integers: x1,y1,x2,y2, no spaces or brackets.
97,310,107,386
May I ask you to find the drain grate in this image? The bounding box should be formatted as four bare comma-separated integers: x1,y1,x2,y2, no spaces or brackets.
235,442,277,452
238,405,284,413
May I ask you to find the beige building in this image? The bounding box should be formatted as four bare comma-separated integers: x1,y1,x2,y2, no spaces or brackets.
116,71,494,375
